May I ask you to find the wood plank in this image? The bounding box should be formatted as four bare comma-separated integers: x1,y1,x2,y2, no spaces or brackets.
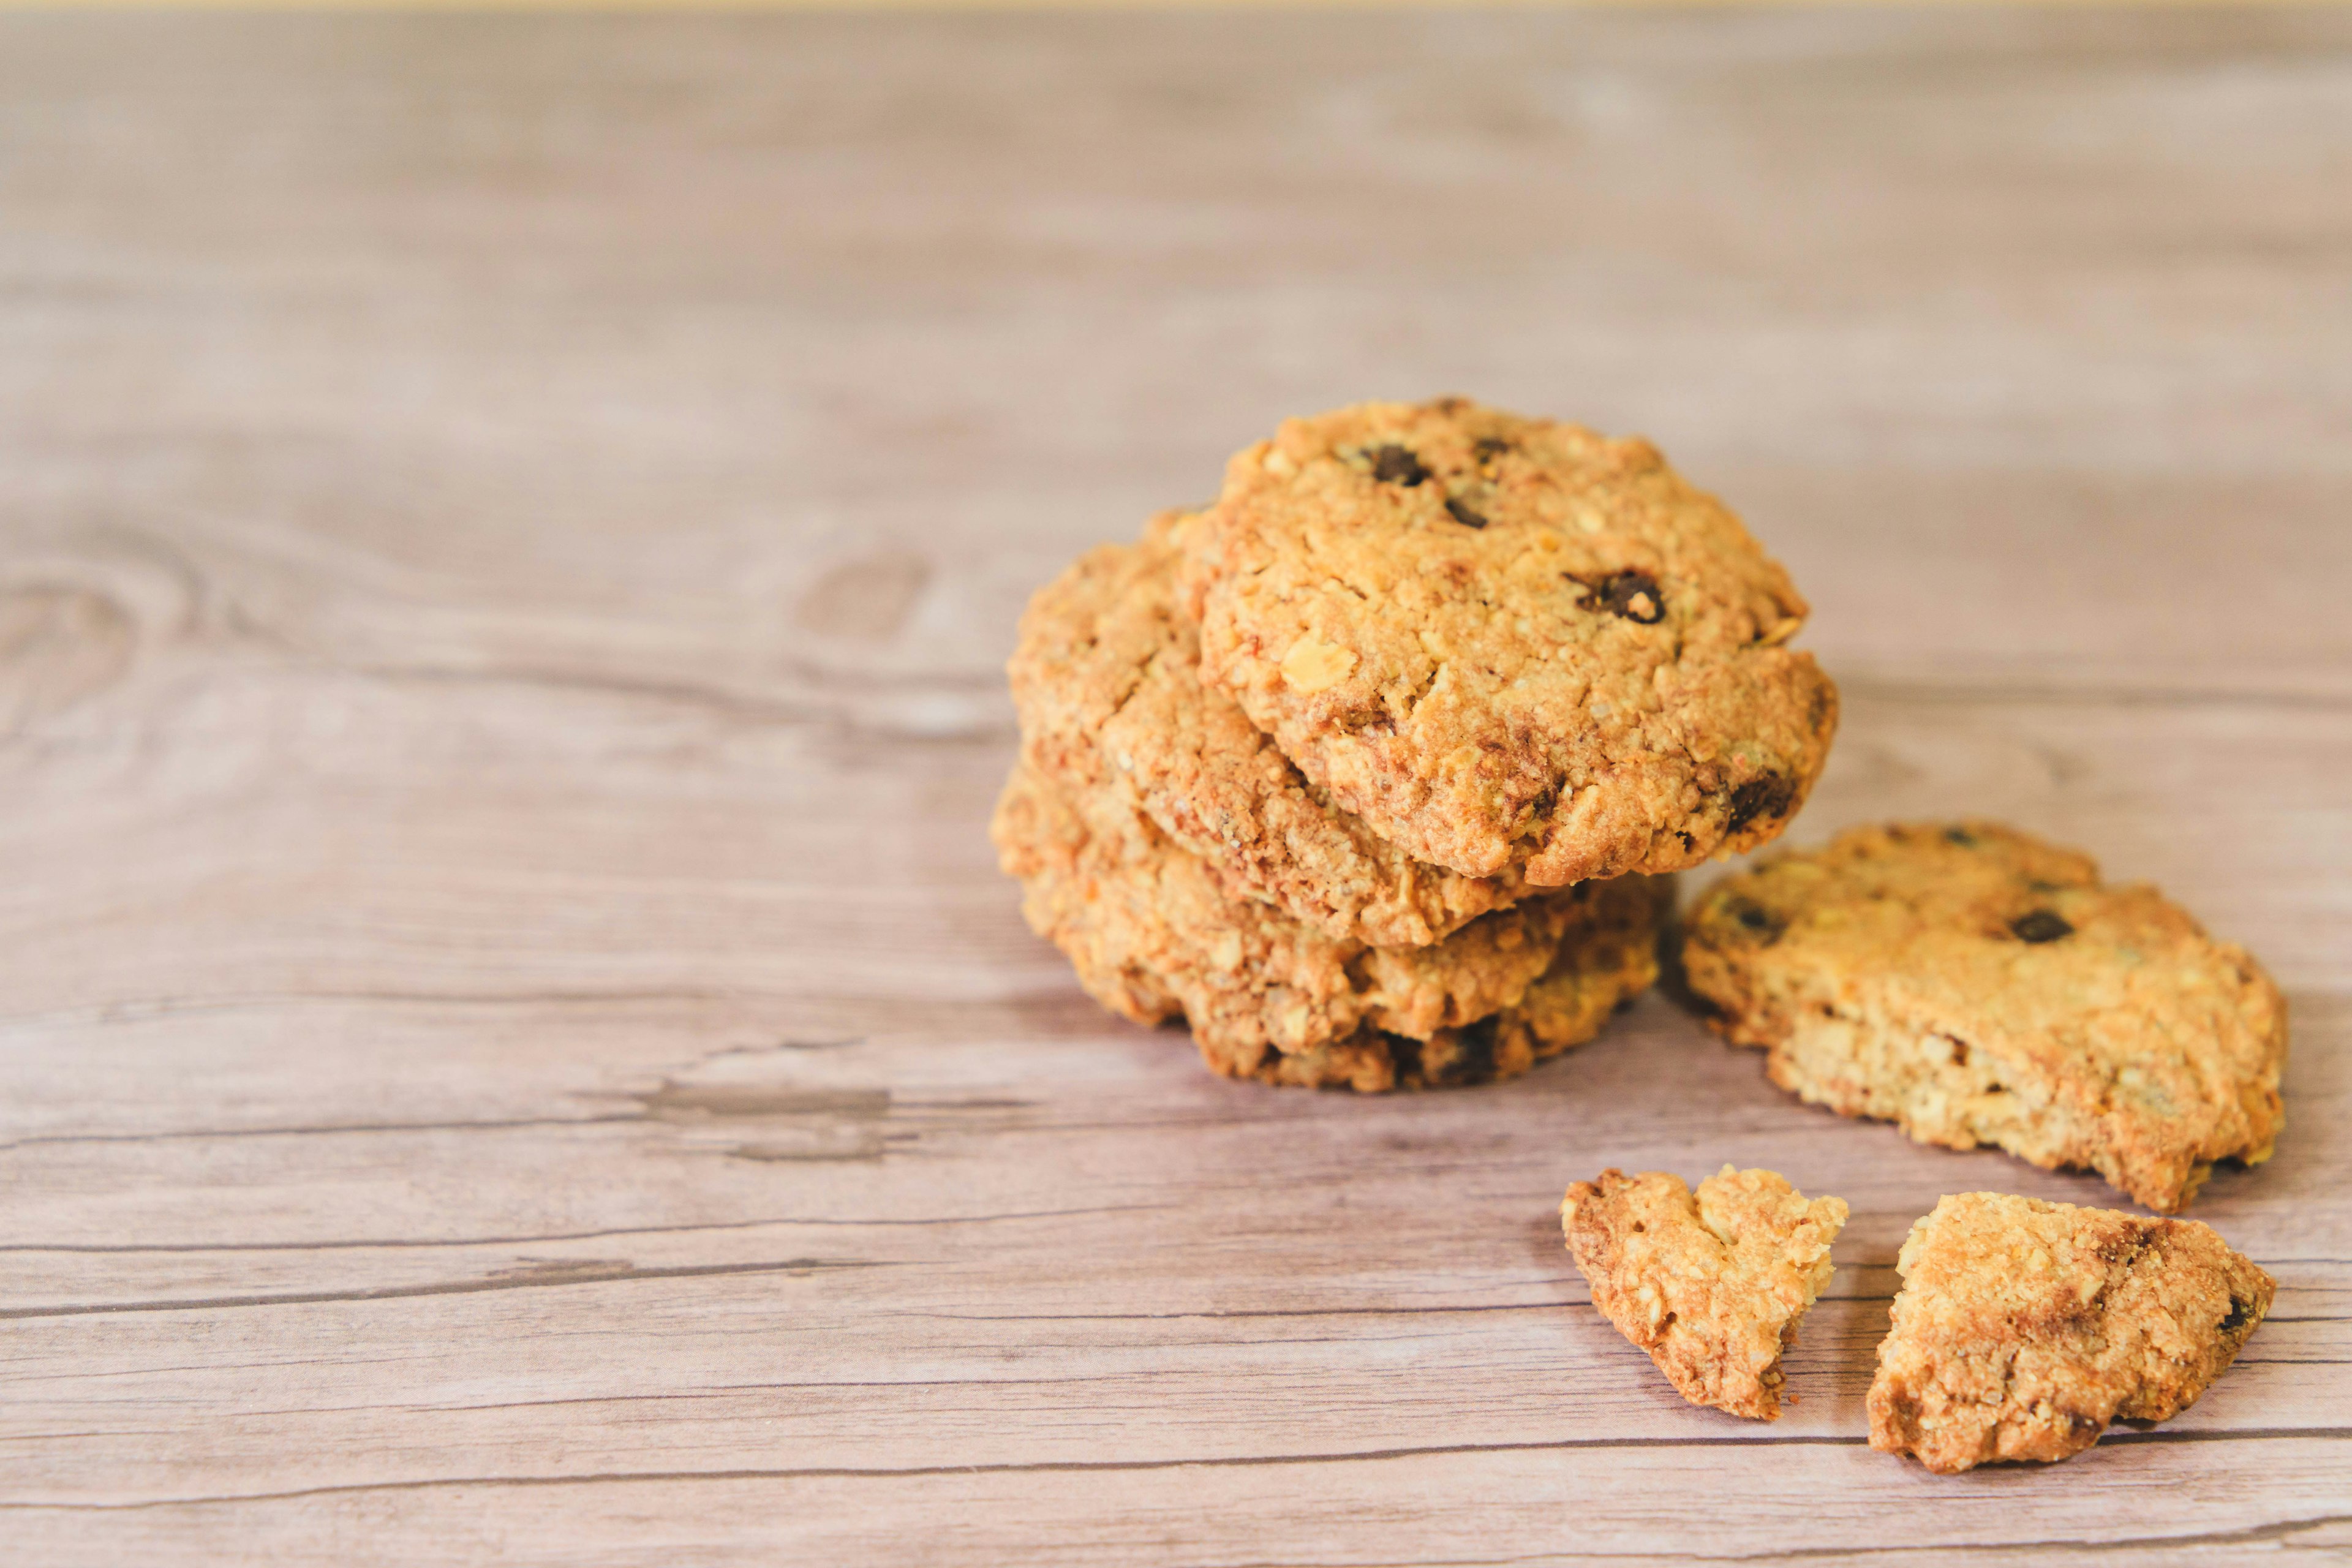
2,7,2349,1562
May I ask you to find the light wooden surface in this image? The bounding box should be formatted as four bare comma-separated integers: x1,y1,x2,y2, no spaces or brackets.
4,9,2351,1563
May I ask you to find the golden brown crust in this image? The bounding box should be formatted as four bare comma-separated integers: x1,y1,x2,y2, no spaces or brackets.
992,760,1667,1090
1562,1166,1847,1420
1682,821,2288,1212
1180,398,1838,886
1009,512,1526,948
1868,1193,2274,1472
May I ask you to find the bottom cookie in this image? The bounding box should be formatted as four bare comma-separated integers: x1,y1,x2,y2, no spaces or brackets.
993,761,1667,1090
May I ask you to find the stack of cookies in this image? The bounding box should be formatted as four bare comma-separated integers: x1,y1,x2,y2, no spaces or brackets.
993,394,2296,1471
993,398,1839,1091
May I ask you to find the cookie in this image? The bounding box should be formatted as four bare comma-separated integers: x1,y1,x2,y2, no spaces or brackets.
1681,822,2288,1212
1561,1166,1847,1420
1868,1193,2273,1472
1010,511,1525,948
1180,398,1838,885
992,760,1667,1090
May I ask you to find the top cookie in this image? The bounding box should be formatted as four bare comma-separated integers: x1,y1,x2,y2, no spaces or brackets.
1182,398,1838,884
1009,510,1525,948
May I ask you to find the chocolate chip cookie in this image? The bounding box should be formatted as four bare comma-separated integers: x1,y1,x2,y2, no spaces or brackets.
1010,510,1525,948
1180,398,1837,885
1868,1193,2272,1472
1562,1166,1848,1420
1681,822,2288,1212
992,760,1667,1090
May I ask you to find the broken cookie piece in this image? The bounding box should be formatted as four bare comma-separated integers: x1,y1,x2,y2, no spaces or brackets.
1561,1166,1849,1420
1681,821,2288,1212
1869,1192,2273,1472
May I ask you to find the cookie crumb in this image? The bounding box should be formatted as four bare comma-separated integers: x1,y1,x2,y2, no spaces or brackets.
1868,1193,2273,1472
1562,1166,1847,1420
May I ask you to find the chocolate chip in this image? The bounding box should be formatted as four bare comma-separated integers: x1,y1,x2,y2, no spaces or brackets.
1577,569,1665,624
1944,827,1977,847
1947,1038,1970,1067
1725,898,1785,943
1444,497,1488,529
1683,990,1727,1022
1438,1017,1501,1087
1368,445,1430,486
1383,1033,1424,1090
2011,910,2074,944
1725,774,1795,834
2220,1296,2252,1332
1472,436,1513,462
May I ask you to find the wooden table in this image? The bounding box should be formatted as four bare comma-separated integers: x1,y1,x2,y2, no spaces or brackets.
5,9,2349,1562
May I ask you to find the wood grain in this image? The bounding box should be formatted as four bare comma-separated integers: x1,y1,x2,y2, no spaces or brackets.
2,9,2350,1562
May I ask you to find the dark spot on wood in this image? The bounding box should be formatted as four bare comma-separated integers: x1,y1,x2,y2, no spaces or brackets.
1444,497,1488,529
1575,570,1666,624
1368,445,1430,486
794,554,932,643
1725,774,1795,834
2012,910,2075,944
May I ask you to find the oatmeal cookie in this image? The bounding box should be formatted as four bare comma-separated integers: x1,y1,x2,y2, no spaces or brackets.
1180,398,1837,884
992,760,1667,1090
1011,511,1524,947
1868,1193,2272,1472
1562,1166,1847,1420
1681,822,2288,1212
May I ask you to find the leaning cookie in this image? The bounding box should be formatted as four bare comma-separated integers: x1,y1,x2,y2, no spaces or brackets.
1682,822,2286,1213
1009,510,1527,948
1869,1193,2272,1472
1562,1166,1847,1420
1180,398,1838,886
992,761,1667,1090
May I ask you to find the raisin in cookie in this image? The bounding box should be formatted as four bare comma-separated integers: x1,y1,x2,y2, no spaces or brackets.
1180,398,1837,885
1011,510,1524,947
1562,1166,1847,1420
1682,822,2288,1212
1869,1193,2272,1472
992,760,1667,1090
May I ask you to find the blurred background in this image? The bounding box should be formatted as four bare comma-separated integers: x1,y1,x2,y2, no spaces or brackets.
9,8,2348,700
